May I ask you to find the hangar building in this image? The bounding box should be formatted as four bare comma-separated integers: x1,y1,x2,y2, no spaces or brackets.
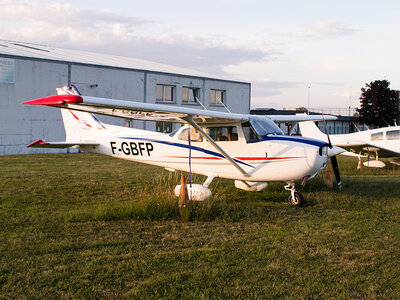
0,40,251,155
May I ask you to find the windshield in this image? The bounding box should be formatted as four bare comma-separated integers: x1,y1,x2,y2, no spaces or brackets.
249,116,284,136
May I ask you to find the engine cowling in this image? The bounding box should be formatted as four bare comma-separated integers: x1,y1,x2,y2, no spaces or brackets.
174,184,212,201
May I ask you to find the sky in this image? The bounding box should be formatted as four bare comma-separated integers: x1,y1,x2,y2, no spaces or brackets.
1,0,400,112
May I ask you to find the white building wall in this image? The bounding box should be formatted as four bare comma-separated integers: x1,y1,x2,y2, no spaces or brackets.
204,80,250,114
0,58,68,155
70,65,146,128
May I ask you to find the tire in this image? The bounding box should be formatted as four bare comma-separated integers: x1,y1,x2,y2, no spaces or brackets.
288,192,304,207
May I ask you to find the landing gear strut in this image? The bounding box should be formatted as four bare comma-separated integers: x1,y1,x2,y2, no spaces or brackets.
284,183,304,207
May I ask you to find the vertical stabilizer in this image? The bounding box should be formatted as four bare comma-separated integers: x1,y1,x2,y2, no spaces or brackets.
57,86,106,141
298,121,328,142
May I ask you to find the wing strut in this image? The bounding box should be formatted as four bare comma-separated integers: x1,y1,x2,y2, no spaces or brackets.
183,116,250,177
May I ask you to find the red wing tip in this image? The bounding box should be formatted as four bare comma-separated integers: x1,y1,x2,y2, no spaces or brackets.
23,95,83,105
27,139,48,147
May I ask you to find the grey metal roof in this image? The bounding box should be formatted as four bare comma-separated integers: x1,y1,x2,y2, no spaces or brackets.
0,40,233,81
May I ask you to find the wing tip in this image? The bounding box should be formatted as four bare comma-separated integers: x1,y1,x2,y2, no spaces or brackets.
23,95,83,106
27,139,48,148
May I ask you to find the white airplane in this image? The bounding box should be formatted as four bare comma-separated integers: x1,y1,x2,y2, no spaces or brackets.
299,120,400,168
23,86,343,206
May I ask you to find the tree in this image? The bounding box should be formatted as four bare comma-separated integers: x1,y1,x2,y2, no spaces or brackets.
357,80,399,127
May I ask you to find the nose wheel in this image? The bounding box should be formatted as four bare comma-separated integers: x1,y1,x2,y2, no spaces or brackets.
285,183,304,207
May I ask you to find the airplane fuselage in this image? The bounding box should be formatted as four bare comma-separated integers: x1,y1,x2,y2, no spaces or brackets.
80,125,330,183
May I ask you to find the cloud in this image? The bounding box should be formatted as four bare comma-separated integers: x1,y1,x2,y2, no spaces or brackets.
288,20,357,40
250,80,297,98
250,79,344,107
0,0,269,75
1,1,148,29
253,80,301,89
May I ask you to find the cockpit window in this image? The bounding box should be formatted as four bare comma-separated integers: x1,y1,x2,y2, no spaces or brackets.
178,127,203,142
207,126,238,141
249,116,284,137
242,122,259,141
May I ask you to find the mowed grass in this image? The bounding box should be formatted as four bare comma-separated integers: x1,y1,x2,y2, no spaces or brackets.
0,153,400,298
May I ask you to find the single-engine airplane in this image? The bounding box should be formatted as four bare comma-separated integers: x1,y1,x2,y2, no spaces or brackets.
299,120,400,168
24,85,344,206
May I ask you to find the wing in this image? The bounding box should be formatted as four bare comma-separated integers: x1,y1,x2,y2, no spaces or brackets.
269,114,337,122
23,94,248,125
363,142,400,157
24,93,251,176
328,142,399,157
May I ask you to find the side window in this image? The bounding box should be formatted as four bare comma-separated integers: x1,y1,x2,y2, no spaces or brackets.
242,122,259,141
371,132,383,141
207,126,238,142
178,128,203,142
386,130,400,140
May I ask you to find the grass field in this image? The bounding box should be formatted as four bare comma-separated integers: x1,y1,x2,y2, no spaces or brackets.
1,153,399,298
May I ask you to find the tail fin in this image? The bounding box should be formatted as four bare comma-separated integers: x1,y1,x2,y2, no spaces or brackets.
298,121,328,142
57,86,107,141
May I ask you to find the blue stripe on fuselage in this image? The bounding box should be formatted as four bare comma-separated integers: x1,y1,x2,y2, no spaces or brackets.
248,135,329,147
118,136,255,168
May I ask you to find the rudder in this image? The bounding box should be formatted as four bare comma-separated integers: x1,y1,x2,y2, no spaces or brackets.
298,121,328,142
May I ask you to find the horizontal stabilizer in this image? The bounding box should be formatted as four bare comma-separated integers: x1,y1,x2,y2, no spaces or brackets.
27,139,98,148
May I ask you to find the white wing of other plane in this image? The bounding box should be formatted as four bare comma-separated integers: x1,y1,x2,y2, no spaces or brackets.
268,114,337,123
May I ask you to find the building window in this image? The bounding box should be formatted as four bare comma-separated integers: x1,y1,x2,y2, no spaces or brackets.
386,130,400,140
210,89,225,105
156,84,174,102
124,120,132,128
156,121,173,133
371,132,383,141
182,87,200,104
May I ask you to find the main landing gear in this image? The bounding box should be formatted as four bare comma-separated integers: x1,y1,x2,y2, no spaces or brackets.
284,183,304,207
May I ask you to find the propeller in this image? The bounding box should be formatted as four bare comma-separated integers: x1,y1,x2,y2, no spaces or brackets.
323,119,342,189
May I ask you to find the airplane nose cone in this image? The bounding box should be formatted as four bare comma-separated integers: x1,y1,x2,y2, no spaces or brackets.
327,145,345,157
